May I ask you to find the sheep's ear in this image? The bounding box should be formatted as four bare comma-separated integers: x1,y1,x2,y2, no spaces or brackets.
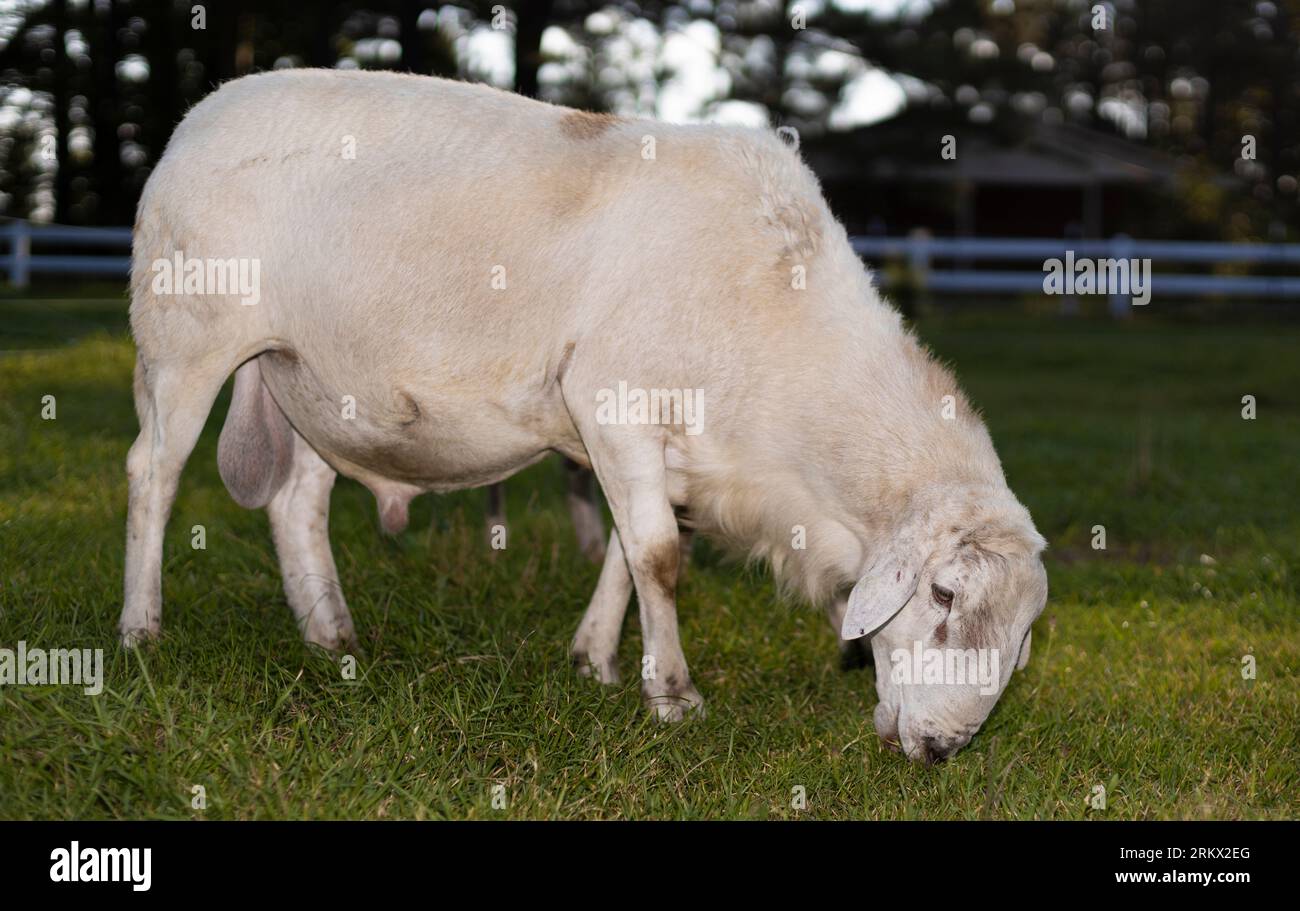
1016,629,1032,671
841,547,922,641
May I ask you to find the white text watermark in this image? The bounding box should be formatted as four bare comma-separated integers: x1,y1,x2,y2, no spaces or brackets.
1043,252,1151,306
890,642,1001,696
595,381,704,436
50,842,151,892
150,251,261,306
0,641,103,695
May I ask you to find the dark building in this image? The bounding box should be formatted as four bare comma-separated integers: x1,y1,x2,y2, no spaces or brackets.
804,111,1231,240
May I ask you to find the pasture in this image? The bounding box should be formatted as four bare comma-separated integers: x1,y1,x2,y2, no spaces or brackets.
1,294,1296,819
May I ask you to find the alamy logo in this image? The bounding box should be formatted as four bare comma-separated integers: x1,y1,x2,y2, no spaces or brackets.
50,842,151,891
890,642,1001,696
1042,252,1151,306
151,250,261,305
595,381,705,436
0,641,103,695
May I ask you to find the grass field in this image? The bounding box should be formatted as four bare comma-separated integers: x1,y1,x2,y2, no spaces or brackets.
1,296,1297,819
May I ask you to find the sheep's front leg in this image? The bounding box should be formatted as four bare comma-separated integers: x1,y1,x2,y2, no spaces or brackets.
571,520,696,685
570,527,633,684
592,447,702,721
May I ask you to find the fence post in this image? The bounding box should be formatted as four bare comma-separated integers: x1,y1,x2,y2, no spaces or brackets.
8,220,31,288
908,228,931,315
1109,234,1133,319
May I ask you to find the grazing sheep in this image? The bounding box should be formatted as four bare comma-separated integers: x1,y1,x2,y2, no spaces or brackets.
121,69,1046,764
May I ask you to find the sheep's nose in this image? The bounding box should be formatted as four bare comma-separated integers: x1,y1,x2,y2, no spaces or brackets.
921,736,951,766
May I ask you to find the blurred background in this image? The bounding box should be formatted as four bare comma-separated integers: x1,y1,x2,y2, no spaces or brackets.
0,0,1296,244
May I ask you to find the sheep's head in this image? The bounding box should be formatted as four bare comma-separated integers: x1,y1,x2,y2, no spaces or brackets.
842,494,1047,765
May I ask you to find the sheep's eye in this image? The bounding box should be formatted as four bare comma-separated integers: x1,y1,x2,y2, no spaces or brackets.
931,583,955,608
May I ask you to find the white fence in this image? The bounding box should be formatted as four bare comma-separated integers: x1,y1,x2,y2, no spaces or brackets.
851,235,1300,299
3,219,1297,305
3,220,132,286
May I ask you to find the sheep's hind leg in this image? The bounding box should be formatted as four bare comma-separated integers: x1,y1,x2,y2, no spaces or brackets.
266,431,358,652
564,459,606,563
121,353,235,646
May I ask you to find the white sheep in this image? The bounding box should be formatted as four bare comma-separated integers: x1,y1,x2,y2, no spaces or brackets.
121,69,1047,764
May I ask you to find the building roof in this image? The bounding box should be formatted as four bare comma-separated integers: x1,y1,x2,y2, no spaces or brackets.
805,113,1191,188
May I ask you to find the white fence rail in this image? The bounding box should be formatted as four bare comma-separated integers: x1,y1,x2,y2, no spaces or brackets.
3,220,132,286
2,219,1297,303
850,235,1300,300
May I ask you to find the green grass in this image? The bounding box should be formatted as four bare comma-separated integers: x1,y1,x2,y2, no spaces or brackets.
1,300,1297,819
